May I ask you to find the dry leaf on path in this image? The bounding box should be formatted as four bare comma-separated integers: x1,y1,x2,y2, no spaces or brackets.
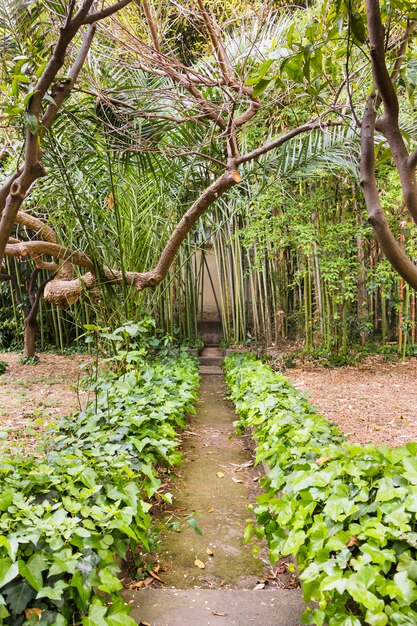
212,611,227,617
231,477,243,483
208,507,214,513
194,559,206,569
126,580,144,589
149,570,163,583
206,547,214,556
216,471,224,478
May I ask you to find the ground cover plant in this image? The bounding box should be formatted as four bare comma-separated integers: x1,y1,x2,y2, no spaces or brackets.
225,352,417,625
0,345,199,625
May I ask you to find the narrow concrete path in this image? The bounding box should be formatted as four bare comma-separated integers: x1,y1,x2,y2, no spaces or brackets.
157,375,263,588
124,375,304,624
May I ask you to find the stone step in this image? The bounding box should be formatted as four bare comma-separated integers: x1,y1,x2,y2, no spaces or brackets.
199,355,224,367
123,588,304,626
199,365,223,375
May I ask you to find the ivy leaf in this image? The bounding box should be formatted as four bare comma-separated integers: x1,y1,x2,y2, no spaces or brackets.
188,517,202,536
0,558,18,587
3,578,36,615
36,579,68,601
18,554,48,591
97,568,123,593
82,601,108,626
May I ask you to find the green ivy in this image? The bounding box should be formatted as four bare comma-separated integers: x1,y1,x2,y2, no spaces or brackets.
0,351,199,625
224,352,417,626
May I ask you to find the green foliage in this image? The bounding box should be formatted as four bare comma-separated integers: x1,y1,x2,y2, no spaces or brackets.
0,349,199,624
225,353,417,625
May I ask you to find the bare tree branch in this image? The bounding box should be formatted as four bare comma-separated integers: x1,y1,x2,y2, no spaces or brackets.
83,0,133,25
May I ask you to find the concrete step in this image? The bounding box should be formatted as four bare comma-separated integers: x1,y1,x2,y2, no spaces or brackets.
123,588,305,626
199,356,224,367
200,365,223,375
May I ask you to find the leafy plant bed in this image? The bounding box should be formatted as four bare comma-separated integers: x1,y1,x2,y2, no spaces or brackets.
224,352,417,626
0,351,199,625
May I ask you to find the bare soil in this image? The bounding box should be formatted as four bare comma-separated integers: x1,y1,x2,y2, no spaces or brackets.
285,356,417,447
2,350,417,452
0,352,89,452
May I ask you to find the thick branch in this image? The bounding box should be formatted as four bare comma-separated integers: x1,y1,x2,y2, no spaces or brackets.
360,93,417,290
137,168,242,288
26,270,57,325
15,211,57,243
5,241,94,271
366,0,417,223
366,0,399,121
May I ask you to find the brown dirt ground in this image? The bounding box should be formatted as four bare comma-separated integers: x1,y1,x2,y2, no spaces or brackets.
2,352,417,451
284,356,417,448
0,352,90,452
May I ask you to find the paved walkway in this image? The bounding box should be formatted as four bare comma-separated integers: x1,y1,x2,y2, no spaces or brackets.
123,374,304,625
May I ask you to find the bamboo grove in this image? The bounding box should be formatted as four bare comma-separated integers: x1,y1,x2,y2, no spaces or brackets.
1,0,417,357
2,158,417,356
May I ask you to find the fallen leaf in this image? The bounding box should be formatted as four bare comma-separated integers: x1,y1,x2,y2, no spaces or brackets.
149,570,164,583
220,580,225,587
347,535,359,548
206,547,214,556
139,622,152,626
212,611,227,616
127,580,144,589
25,609,43,619
232,477,243,483
194,559,206,569
216,472,224,478
316,456,333,466
208,507,214,513
253,583,265,590
240,460,253,468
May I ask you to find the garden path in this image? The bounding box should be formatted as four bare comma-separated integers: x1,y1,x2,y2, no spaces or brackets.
123,373,304,625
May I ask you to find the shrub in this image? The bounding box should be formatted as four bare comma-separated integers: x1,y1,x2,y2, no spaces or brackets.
0,352,199,625
225,352,417,626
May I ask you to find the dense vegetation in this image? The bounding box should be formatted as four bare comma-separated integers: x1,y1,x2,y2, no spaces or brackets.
1,0,417,621
225,352,417,625
0,0,417,358
0,340,199,624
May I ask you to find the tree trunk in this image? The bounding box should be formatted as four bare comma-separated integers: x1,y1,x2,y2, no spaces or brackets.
24,319,37,358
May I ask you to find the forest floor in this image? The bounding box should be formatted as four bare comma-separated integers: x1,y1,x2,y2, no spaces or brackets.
1,351,417,450
0,352,90,453
284,355,417,448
